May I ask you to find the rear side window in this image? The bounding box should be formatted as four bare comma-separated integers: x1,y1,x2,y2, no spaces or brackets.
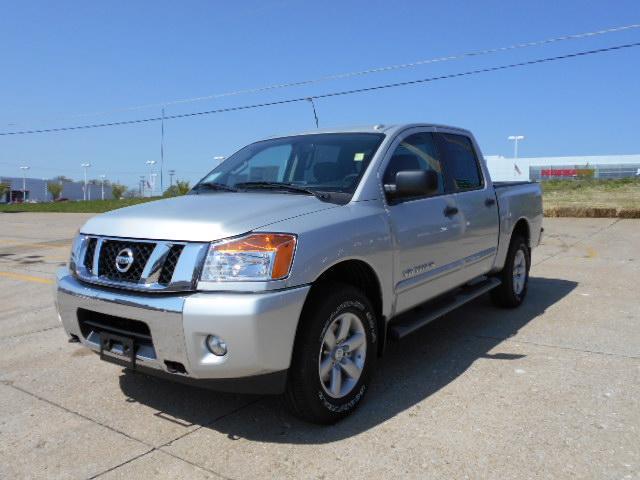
437,133,483,191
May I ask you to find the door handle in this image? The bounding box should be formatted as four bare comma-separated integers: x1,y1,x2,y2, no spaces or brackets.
485,197,496,207
443,206,459,217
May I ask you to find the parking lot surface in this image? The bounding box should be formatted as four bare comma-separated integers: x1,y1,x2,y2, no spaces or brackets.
0,212,638,479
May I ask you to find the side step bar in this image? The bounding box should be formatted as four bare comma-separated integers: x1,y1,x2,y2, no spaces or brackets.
388,277,501,340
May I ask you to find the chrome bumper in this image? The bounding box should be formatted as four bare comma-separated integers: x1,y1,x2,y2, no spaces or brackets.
56,268,310,393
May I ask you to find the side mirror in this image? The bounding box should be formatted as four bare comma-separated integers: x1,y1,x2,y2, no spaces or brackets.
392,170,439,199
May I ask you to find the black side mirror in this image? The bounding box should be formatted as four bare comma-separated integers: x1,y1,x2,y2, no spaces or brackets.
392,170,439,199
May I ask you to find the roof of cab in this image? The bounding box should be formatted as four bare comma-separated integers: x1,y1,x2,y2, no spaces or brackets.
264,123,472,139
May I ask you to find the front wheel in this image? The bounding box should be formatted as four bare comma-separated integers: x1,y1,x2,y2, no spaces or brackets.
491,235,530,308
284,283,378,424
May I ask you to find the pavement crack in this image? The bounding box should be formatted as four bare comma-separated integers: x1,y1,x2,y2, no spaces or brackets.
466,332,640,359
2,324,62,340
5,382,154,448
87,448,155,480
534,218,621,266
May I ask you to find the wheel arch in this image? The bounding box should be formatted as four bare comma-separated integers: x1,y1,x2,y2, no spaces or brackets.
302,258,387,356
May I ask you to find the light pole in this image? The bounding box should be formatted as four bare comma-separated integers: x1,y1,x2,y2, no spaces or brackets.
507,135,525,159
99,174,106,201
168,169,176,187
139,176,146,197
145,160,156,197
19,166,29,203
81,163,91,201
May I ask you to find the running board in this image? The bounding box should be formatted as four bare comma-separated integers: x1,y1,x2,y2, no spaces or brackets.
388,277,501,340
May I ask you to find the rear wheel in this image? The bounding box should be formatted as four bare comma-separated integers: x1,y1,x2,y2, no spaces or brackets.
491,235,530,308
284,283,377,424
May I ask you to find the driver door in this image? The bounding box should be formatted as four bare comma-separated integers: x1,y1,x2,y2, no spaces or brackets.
382,129,464,314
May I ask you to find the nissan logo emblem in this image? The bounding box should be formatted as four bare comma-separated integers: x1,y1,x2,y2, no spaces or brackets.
115,248,134,273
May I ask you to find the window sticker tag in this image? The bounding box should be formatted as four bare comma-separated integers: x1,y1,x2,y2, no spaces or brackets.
354,153,365,162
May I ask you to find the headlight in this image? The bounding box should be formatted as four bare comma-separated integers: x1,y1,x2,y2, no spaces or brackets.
200,233,297,282
69,232,85,272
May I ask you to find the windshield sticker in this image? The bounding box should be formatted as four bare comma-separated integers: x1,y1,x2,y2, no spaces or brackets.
354,153,365,162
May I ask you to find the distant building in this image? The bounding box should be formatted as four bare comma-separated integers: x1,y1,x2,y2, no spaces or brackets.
0,177,113,203
484,154,640,182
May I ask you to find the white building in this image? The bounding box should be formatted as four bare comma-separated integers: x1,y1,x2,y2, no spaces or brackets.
484,154,640,182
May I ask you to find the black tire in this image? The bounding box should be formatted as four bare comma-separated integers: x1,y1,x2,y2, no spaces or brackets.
284,283,378,424
491,235,530,308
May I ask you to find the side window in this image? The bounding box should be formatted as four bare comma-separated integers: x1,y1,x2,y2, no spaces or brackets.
437,133,483,191
383,132,445,196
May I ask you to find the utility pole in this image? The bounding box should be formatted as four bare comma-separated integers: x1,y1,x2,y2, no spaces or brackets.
160,106,165,192
100,174,106,201
168,169,176,187
19,166,29,203
81,163,91,201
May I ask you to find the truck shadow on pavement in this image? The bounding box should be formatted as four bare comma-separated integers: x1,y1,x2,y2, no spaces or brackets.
119,276,576,443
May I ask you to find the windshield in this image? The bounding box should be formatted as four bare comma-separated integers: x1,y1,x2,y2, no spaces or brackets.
194,133,385,196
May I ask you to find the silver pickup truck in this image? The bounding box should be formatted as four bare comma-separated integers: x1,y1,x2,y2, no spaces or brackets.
56,124,542,424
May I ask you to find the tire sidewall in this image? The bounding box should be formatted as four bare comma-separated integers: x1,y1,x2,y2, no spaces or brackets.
294,286,378,422
507,239,530,304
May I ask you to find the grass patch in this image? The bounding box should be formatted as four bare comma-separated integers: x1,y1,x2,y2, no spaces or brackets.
542,178,640,216
0,197,161,213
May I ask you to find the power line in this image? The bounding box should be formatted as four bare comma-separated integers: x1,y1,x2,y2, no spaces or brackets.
8,23,640,125
1,41,639,137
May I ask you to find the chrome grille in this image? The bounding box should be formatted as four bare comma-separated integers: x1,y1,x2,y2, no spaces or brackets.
84,238,97,273
158,244,184,285
74,236,206,292
98,240,155,282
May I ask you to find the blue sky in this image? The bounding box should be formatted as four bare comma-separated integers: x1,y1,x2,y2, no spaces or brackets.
1,0,639,188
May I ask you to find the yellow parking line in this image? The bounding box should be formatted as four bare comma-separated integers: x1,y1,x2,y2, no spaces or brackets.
0,271,54,285
0,239,70,249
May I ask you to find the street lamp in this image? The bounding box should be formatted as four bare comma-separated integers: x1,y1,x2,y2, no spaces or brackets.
507,135,525,159
145,160,156,196
81,163,91,201
99,174,106,201
19,166,29,203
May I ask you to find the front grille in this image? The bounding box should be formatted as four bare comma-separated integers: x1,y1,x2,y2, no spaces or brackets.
158,245,184,285
84,238,97,273
98,240,155,283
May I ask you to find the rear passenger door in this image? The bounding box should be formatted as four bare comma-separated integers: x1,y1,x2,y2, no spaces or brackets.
435,131,500,281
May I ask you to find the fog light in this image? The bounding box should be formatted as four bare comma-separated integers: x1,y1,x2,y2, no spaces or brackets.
205,335,227,356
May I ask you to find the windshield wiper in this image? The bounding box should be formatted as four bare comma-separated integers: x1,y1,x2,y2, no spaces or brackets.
193,181,238,192
235,181,330,200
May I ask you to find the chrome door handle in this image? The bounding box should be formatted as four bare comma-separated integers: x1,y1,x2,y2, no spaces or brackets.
485,197,496,206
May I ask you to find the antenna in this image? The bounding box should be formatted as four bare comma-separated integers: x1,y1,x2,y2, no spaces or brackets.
306,98,319,128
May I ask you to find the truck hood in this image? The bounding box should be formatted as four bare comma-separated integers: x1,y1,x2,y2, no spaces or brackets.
81,192,339,242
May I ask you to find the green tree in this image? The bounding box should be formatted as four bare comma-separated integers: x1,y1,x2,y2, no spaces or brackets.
0,182,10,201
163,180,191,197
47,182,63,200
111,183,127,200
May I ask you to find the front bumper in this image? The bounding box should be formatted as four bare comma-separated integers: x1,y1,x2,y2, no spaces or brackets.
55,268,310,394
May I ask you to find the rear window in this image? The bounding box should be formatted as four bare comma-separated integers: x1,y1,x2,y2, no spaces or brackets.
437,133,483,191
